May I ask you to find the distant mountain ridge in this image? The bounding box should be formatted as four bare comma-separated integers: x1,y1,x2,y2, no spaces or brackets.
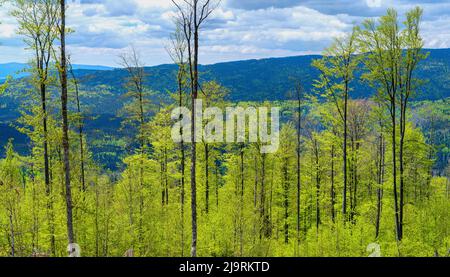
0,62,113,80
2,49,449,118
71,48,450,107
3,48,449,103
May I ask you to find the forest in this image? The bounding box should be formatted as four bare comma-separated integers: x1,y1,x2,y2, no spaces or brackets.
0,0,449,257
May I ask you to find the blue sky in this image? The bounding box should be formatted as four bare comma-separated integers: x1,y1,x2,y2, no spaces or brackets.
0,0,449,67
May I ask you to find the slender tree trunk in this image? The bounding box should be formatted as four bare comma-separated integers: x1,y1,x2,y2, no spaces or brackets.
240,146,245,198
296,87,302,253
375,133,385,238
31,164,39,251
254,156,258,208
351,141,359,222
342,87,348,219
314,140,321,230
9,209,15,257
189,2,199,257
95,184,100,256
331,145,336,223
69,65,85,192
138,72,145,253
40,82,55,256
283,158,289,244
391,99,401,241
260,154,267,239
399,97,406,240
60,0,75,249
205,144,209,213
215,164,219,208
239,145,244,256
40,83,51,194
180,112,186,257
165,148,169,205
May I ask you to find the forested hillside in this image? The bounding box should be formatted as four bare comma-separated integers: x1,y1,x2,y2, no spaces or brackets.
59,48,450,102
2,48,450,111
1,49,449,168
0,1,449,258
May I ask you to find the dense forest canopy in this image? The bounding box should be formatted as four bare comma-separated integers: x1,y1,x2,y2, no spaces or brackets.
0,0,448,257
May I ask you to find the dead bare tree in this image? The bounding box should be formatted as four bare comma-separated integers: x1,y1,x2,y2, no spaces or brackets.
172,0,221,257
58,0,75,252
167,23,189,257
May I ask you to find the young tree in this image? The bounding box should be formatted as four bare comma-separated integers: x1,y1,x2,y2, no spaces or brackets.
119,46,152,254
312,28,359,219
11,0,60,256
199,81,228,214
398,8,427,239
372,103,387,238
358,7,426,241
0,141,23,256
347,100,370,221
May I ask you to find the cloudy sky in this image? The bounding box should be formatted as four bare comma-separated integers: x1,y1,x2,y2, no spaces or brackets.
0,0,449,67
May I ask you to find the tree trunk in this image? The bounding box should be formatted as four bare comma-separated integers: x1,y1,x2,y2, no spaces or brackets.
189,1,199,257
9,210,15,257
260,154,268,239
283,158,289,244
180,117,186,257
331,145,336,223
205,144,209,213
314,140,321,230
60,0,75,249
391,100,401,241
375,133,385,238
239,145,245,256
399,97,406,240
69,64,85,192
342,87,348,219
296,88,302,253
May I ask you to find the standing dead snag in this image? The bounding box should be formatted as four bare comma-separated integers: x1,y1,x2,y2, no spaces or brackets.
167,25,189,256
172,0,221,257
58,0,75,252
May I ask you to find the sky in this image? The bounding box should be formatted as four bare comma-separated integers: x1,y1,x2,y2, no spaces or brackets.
0,0,449,67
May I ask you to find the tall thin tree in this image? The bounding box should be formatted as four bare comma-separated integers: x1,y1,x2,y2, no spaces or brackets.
172,0,220,257
58,0,75,252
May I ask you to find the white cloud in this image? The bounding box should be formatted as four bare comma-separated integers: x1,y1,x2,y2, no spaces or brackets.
366,0,382,8
0,24,16,39
0,0,448,66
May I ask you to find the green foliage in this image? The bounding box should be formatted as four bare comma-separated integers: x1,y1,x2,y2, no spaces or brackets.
0,5,448,258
